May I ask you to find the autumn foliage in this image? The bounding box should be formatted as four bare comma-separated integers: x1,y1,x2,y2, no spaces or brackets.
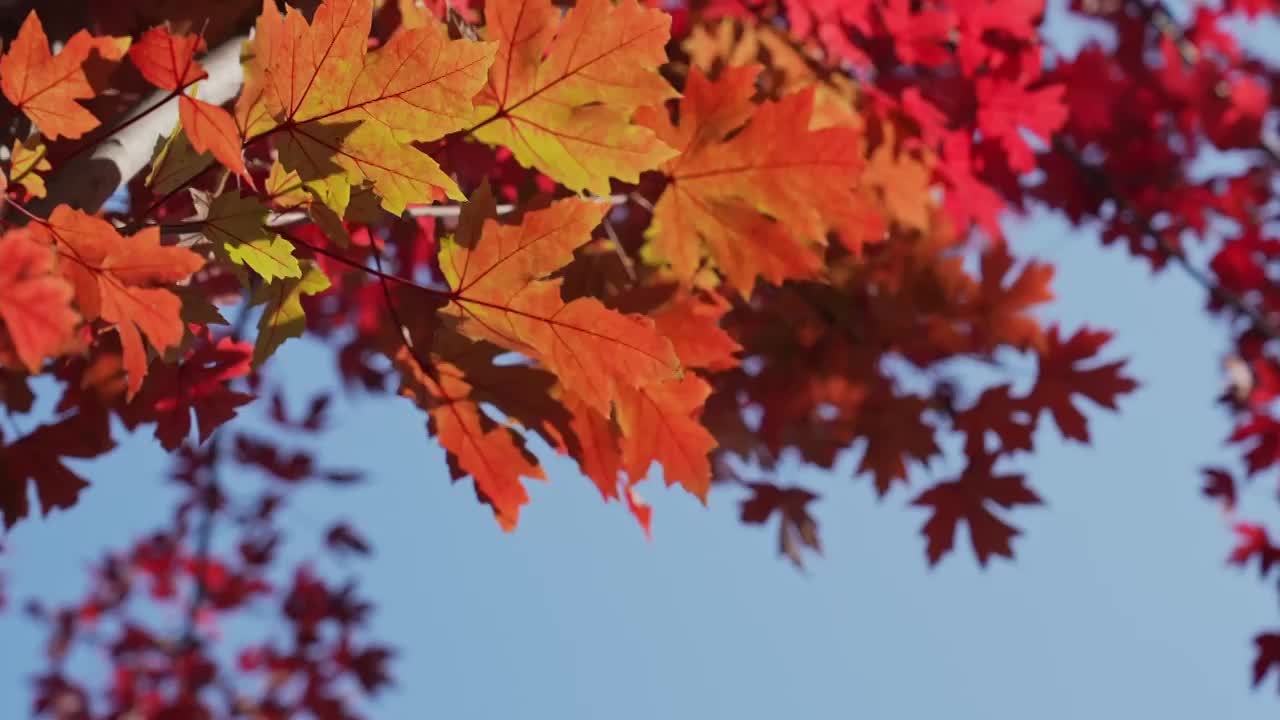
0,0,1275,714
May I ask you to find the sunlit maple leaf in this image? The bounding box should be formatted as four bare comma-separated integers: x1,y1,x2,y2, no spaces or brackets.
396,348,544,529
561,391,624,501
34,206,204,398
635,65,864,293
439,185,679,417
1027,326,1138,442
8,137,51,199
616,375,716,501
0,229,79,374
251,263,331,367
244,0,496,214
130,26,250,181
193,190,301,284
0,409,114,529
469,0,678,196
913,452,1042,566
650,292,741,371
0,12,129,140
128,25,206,90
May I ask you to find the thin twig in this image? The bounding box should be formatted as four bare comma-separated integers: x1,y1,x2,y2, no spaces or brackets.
178,292,255,651
1055,138,1280,342
152,194,631,236
1134,0,1280,164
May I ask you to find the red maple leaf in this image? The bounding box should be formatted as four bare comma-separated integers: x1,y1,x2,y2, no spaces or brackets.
912,452,1042,565
1027,326,1138,442
0,409,115,529
124,335,255,451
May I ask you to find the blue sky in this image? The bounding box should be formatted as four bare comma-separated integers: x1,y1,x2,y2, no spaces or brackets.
3,207,1279,718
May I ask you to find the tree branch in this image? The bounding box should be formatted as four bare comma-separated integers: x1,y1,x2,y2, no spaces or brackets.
33,34,248,216
1054,138,1280,342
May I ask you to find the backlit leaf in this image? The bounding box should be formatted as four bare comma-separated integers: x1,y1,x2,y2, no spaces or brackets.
469,0,678,196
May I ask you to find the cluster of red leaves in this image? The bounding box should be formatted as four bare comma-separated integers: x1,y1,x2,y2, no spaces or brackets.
743,0,1280,690
23,384,390,720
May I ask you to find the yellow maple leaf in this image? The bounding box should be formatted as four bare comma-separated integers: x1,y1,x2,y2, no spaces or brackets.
469,0,679,197
241,0,496,214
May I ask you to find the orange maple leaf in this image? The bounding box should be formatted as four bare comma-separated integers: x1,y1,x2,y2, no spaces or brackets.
650,292,742,371
563,391,624,501
439,185,679,418
616,375,717,502
33,206,204,399
0,12,128,140
396,348,544,530
130,26,251,182
0,228,79,373
242,0,496,214
469,0,678,196
635,65,865,293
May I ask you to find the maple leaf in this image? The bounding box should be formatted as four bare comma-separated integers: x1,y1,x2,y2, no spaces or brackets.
194,190,301,283
1201,467,1236,511
1230,522,1280,576
244,0,496,214
34,206,204,399
1027,326,1138,442
1255,633,1280,690
396,348,544,529
469,0,678,196
855,387,941,495
146,124,211,194
0,12,129,140
251,263,331,367
649,292,742,371
635,65,864,293
616,375,717,501
563,391,625,501
0,409,115,529
130,26,251,182
975,77,1066,174
125,335,255,451
740,481,822,569
953,384,1035,458
439,185,679,417
912,453,1042,566
0,229,79,373
967,243,1054,352
9,137,51,199
861,121,933,233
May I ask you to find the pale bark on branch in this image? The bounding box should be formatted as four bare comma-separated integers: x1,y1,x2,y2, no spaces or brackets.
33,35,248,216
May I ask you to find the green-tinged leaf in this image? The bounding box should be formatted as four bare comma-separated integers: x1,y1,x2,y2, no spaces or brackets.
199,192,301,283
251,263,330,366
